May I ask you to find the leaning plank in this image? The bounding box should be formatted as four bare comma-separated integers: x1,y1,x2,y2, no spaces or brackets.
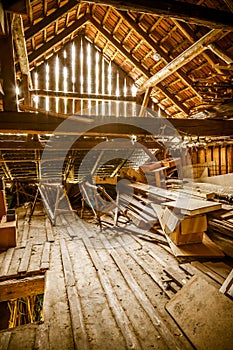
0,332,11,350
18,242,32,273
165,233,224,258
60,239,90,350
40,242,50,270
81,234,142,350
166,275,233,350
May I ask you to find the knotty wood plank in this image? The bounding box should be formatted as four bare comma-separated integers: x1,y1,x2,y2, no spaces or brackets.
18,242,32,273
166,275,233,350
60,239,90,350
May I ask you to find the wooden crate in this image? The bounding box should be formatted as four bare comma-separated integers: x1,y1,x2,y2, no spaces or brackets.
0,218,17,248
169,230,204,246
180,214,207,235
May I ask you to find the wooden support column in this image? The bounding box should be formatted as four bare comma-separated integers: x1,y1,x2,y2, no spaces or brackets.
0,14,17,111
139,87,153,117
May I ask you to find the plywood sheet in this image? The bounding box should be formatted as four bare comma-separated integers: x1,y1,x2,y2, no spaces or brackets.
166,275,233,350
165,233,224,257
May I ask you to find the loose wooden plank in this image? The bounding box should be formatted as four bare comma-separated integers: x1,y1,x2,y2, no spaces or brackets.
203,261,232,279
40,242,50,270
45,218,55,242
164,266,190,287
162,198,222,216
219,269,233,297
191,261,225,285
27,244,43,273
165,233,225,258
18,242,32,273
166,275,233,350
60,239,90,350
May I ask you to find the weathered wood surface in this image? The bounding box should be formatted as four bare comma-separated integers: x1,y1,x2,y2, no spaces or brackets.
166,275,233,350
1,205,232,349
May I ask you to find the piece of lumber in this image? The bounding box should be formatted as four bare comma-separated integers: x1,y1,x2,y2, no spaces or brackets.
165,233,225,258
18,242,32,273
191,261,225,285
40,242,50,270
219,269,233,297
0,275,44,302
166,275,233,350
0,248,14,277
163,198,222,216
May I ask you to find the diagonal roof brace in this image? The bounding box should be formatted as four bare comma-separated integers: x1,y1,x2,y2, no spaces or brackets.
138,29,228,94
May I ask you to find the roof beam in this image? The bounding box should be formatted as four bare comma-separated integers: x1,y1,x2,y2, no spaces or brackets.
12,14,32,88
82,0,233,29
1,112,233,136
25,0,78,40
138,29,226,94
119,11,202,101
90,17,189,115
28,15,88,63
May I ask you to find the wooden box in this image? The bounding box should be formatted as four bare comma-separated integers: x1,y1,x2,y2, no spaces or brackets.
180,214,207,235
0,218,17,249
169,230,204,246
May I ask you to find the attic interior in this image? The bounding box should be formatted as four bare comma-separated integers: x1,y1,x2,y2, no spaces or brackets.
0,0,233,349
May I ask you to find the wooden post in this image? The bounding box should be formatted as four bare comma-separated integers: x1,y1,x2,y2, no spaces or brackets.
0,14,17,111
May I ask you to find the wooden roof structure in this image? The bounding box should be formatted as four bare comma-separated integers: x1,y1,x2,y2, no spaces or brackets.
0,0,233,184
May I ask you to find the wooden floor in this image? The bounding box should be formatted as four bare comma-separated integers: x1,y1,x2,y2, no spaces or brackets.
0,204,232,350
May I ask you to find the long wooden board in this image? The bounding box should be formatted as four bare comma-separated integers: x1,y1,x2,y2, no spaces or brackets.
162,198,221,216
166,275,233,350
165,233,224,257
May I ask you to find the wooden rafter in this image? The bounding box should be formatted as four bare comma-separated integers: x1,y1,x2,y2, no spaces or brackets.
119,11,202,101
25,0,78,40
138,29,227,94
83,0,233,29
28,15,89,63
12,14,32,87
89,17,189,115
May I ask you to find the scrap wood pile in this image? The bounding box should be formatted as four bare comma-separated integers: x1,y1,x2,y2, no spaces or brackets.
117,181,233,258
